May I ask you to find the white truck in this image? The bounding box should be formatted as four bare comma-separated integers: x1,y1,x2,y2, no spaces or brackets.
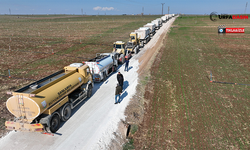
167,14,172,19
151,19,160,30
84,52,119,82
156,18,163,26
135,27,151,47
144,23,156,37
161,15,168,23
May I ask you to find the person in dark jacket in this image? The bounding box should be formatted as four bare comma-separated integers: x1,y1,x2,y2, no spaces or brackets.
115,83,122,104
124,58,129,72
117,72,124,89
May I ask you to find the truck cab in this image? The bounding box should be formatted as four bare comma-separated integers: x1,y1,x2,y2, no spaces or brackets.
126,32,140,54
113,41,131,63
113,41,126,55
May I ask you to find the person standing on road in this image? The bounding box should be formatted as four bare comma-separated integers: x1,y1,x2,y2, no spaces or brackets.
124,58,129,72
115,83,122,104
117,72,124,90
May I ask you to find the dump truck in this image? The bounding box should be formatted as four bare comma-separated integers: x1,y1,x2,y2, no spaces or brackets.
5,63,94,133
134,27,150,47
144,23,156,37
151,19,160,30
84,52,119,82
113,41,132,63
126,32,140,54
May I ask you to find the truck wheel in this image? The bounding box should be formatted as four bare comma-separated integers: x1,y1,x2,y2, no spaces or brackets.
113,65,117,72
102,73,107,81
47,113,60,133
61,103,71,122
135,48,138,54
87,85,92,98
121,54,125,64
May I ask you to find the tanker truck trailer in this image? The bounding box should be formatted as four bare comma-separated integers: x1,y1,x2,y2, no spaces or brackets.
84,52,119,82
5,63,94,133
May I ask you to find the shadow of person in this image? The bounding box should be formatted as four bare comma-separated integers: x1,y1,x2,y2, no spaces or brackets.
123,80,129,91
127,66,133,71
119,91,128,103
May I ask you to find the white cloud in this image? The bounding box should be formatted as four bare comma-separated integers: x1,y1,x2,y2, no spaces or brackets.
93,6,114,11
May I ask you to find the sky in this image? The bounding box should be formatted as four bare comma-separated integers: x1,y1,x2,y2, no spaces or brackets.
0,0,249,15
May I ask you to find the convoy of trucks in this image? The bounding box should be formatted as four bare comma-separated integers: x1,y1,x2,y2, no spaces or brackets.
5,14,176,134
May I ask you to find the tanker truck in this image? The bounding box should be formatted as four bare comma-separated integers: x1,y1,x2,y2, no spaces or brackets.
5,63,94,133
113,41,132,64
84,52,119,82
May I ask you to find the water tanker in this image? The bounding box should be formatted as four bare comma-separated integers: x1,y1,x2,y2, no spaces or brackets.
84,52,119,82
5,63,94,133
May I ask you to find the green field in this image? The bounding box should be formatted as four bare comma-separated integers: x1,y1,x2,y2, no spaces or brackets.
133,15,250,149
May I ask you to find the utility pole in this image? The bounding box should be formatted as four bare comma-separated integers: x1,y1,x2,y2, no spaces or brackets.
9,8,11,15
142,6,144,15
81,8,83,16
244,2,248,14
168,6,170,14
161,3,165,15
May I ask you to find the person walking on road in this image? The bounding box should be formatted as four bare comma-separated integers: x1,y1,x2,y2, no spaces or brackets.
117,72,124,90
124,58,129,72
115,83,122,104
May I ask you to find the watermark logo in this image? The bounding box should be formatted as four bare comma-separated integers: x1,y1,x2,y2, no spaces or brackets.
210,12,248,21
210,12,218,21
218,25,245,33
218,25,226,33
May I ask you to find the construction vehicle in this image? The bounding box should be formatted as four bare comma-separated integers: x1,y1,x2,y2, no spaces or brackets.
84,52,119,82
113,41,132,64
134,27,151,47
144,23,156,37
5,63,94,133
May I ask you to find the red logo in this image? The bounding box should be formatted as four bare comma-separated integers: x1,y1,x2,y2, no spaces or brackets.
232,15,248,19
226,28,245,33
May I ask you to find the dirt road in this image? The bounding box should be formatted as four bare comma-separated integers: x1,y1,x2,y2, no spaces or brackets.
0,17,176,150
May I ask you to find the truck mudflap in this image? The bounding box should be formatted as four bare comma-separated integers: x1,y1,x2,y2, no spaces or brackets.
5,121,44,132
